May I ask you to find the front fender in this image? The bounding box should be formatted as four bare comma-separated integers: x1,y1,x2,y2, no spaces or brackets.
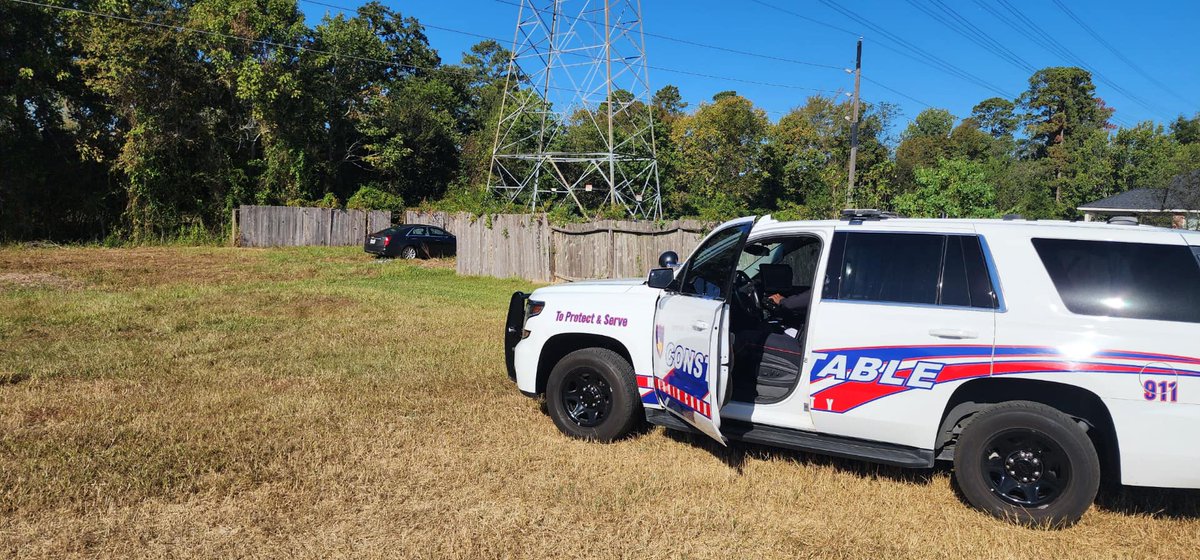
511,285,661,406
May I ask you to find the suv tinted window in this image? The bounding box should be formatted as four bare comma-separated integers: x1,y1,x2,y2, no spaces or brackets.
825,232,996,308
1033,238,1200,323
939,236,971,306
962,236,997,308
837,233,942,304
679,223,752,299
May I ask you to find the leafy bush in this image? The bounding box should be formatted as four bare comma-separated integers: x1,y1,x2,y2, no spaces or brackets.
346,186,404,211
285,193,341,209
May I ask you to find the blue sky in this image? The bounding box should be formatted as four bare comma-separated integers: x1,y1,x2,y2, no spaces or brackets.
299,0,1199,133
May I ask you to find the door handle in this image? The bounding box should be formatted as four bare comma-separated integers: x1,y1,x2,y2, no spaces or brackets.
692,320,709,331
928,328,978,340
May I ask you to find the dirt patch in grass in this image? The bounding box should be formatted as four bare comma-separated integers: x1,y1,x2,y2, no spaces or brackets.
2,246,1198,558
0,246,367,289
415,257,456,270
0,370,31,385
0,272,82,290
20,405,71,427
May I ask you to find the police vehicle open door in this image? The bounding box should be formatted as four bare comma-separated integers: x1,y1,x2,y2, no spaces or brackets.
652,218,754,443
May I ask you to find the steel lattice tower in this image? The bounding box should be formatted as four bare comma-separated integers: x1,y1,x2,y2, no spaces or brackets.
488,0,662,218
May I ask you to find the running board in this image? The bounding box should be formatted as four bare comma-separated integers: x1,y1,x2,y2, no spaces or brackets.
645,409,934,469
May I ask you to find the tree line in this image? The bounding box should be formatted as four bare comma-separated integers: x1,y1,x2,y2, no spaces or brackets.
3,1,1198,241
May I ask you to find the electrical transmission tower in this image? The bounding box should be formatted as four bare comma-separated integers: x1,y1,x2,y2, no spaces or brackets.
488,0,662,219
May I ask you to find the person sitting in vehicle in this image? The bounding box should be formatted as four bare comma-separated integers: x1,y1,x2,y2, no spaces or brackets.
758,263,812,330
767,288,813,319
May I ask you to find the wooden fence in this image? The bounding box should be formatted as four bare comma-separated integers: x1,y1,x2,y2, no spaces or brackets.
406,211,712,282
234,205,391,247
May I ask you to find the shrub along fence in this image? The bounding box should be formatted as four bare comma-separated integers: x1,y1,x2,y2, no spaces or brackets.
234,205,391,247
406,211,712,282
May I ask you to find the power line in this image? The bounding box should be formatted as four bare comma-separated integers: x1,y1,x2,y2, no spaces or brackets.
815,0,1013,98
302,0,841,94
1049,0,1192,108
487,0,844,70
648,65,836,93
10,0,840,103
745,0,974,112
12,0,933,124
309,0,935,112
863,76,931,108
985,0,1169,121
746,0,860,36
903,0,1035,74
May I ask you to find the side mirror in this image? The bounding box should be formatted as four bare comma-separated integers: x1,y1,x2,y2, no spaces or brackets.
647,268,675,289
658,250,679,268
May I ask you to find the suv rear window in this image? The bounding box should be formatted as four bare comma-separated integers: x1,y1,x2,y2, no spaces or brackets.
1033,238,1200,323
823,232,996,308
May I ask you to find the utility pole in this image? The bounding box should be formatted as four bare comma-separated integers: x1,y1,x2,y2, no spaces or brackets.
846,38,862,209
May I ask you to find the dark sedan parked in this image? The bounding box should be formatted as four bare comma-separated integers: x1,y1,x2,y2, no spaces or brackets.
364,224,456,259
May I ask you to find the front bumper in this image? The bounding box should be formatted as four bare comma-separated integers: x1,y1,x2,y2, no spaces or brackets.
504,291,528,383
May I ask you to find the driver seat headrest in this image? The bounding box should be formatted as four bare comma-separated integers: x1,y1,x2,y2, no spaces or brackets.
758,263,793,294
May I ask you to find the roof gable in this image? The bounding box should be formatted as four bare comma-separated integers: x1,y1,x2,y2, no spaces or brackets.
1079,171,1200,211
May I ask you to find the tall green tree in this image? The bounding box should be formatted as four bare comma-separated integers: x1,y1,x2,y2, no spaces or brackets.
769,95,894,216
1,1,118,239
893,158,999,218
1018,67,1114,211
669,93,770,218
895,107,956,193
971,97,1018,139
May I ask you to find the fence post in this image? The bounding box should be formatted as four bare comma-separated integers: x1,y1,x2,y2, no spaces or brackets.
545,214,554,281
607,223,615,279
230,207,238,246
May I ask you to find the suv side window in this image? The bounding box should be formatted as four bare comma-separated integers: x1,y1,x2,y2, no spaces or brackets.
678,223,752,300
1033,238,1200,323
824,232,997,308
836,232,943,304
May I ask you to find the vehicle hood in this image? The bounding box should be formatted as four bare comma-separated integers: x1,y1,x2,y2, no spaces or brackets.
532,277,647,295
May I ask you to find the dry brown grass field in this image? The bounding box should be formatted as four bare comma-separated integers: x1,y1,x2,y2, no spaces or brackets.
2,245,1199,559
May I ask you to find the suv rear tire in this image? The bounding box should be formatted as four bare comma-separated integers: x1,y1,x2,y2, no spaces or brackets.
546,348,643,442
953,401,1100,527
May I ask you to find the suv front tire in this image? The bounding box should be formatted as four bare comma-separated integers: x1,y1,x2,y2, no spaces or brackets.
546,348,643,442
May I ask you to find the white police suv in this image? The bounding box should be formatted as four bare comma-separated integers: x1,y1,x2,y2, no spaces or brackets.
504,211,1200,526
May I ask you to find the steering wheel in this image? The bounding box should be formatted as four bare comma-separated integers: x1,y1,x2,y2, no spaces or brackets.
732,271,763,318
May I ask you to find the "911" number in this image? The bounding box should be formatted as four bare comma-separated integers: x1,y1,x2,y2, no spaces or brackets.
1144,380,1178,402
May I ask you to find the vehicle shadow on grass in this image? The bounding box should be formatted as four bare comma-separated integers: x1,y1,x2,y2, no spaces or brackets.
1093,486,1200,520
662,426,1200,521
533,400,936,484
656,427,942,485
533,402,1200,520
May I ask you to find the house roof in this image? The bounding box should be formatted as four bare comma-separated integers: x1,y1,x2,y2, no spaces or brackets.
1078,170,1200,213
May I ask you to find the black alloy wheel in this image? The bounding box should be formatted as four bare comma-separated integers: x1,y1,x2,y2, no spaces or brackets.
545,347,643,442
953,400,1100,527
560,369,613,427
980,428,1070,508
